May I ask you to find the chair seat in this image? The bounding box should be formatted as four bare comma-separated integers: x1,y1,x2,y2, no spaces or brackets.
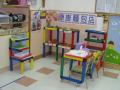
11,54,33,62
11,51,33,61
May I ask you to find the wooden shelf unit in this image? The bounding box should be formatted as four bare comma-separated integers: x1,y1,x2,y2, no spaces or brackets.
0,5,30,35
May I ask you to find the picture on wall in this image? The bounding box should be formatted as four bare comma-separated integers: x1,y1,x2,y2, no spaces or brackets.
31,11,41,31
45,11,58,26
104,16,120,65
46,11,58,22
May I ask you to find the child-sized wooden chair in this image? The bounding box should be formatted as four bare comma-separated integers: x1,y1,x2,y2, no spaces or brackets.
10,51,34,74
9,33,34,74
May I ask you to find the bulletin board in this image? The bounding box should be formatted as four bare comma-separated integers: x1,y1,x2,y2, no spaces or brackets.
104,16,120,65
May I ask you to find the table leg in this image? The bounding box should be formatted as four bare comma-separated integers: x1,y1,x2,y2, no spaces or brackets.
78,61,80,66
81,61,87,83
29,59,34,69
56,29,59,62
20,62,24,74
49,46,52,55
43,43,46,57
90,63,95,79
61,48,64,57
56,46,59,62
69,60,73,71
10,58,13,71
49,30,52,55
60,56,64,78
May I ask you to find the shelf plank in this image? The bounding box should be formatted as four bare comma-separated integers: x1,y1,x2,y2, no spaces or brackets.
44,42,57,47
45,27,57,31
11,38,29,42
85,38,104,43
2,5,29,8
9,21,28,24
85,30,105,34
0,22,28,25
10,46,29,51
44,42,72,50
86,45,104,51
58,45,71,50
96,12,120,16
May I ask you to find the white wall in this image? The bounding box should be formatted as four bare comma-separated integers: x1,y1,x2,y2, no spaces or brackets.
31,30,43,57
43,0,96,12
0,35,11,69
28,0,41,10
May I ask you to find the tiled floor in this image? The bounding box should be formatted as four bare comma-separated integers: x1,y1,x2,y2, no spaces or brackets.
0,56,120,90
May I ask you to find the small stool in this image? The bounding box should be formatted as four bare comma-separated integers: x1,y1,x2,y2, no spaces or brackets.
10,55,34,74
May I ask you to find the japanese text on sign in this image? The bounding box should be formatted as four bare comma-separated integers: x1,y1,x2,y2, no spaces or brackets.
59,12,96,25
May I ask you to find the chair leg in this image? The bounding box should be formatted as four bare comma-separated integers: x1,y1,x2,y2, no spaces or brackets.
29,58,34,69
85,77,88,89
10,59,13,71
69,60,73,71
20,62,24,74
97,70,99,78
102,62,105,75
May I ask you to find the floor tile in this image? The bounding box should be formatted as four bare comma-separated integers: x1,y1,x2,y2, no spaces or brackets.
15,76,37,87
36,67,54,75
103,71,119,79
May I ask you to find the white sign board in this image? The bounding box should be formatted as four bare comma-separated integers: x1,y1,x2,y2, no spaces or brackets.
59,12,97,26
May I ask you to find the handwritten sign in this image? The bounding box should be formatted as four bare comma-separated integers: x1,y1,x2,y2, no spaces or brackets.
59,12,96,26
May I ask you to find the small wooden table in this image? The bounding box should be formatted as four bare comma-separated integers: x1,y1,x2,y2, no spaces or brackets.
60,49,93,84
